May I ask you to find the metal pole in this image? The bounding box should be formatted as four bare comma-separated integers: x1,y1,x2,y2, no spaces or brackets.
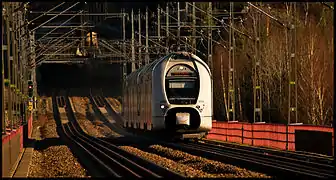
208,2,214,119
11,4,18,128
18,9,23,125
145,7,149,64
157,4,161,55
2,8,6,134
228,2,235,122
122,9,127,82
21,7,28,125
7,2,12,132
209,3,215,118
185,2,189,52
253,3,262,123
177,2,181,51
15,3,20,127
288,2,297,124
131,9,136,72
166,3,169,54
185,2,188,21
192,2,196,54
209,2,213,72
18,8,23,125
138,9,142,67
30,30,37,117
258,2,263,123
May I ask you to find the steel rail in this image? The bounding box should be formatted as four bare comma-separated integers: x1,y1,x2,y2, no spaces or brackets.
54,96,120,177
180,141,334,178
200,139,334,165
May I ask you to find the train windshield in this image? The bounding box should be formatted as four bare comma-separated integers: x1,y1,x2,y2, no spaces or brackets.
165,64,199,104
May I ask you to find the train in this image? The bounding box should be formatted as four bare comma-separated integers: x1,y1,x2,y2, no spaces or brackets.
122,51,213,139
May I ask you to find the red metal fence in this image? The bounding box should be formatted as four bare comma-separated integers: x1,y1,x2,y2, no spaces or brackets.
208,121,334,154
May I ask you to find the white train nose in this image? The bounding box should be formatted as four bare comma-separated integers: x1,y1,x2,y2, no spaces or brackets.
122,51,212,137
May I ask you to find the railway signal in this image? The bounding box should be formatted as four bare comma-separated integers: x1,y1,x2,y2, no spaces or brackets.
28,80,33,98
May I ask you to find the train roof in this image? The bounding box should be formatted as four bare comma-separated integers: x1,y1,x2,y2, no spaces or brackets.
124,51,211,87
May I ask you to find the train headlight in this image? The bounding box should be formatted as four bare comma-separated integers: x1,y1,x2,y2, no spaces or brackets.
160,104,168,114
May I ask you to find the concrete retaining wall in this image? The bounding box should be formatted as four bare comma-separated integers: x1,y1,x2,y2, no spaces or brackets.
2,114,33,177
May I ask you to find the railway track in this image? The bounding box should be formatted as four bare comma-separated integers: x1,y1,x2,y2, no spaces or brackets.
55,95,184,178
89,94,335,179
93,96,105,108
102,131,334,179
165,141,334,179
56,96,66,107
199,139,334,166
89,93,128,135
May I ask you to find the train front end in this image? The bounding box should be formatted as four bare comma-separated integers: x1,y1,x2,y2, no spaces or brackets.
153,52,212,138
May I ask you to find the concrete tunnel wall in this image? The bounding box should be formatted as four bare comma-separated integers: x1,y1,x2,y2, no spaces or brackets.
36,63,123,97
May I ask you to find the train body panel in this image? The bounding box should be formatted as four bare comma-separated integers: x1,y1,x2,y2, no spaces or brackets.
122,52,213,138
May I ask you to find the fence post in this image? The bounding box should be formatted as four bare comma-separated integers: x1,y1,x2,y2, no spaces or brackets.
286,123,289,150
242,125,244,144
251,123,254,146
226,123,228,141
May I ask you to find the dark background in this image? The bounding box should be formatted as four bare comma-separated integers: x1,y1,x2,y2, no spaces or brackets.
36,63,122,97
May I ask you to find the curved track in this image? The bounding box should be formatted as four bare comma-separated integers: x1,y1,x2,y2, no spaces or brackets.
54,94,184,178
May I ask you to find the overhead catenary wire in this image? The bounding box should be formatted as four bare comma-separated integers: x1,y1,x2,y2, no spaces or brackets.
28,2,66,25
32,40,80,67
35,22,88,57
31,2,80,32
36,10,84,41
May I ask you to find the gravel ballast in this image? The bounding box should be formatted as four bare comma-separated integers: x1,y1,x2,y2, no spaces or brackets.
119,146,207,177
71,97,121,138
120,145,271,178
147,145,271,178
28,97,89,178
